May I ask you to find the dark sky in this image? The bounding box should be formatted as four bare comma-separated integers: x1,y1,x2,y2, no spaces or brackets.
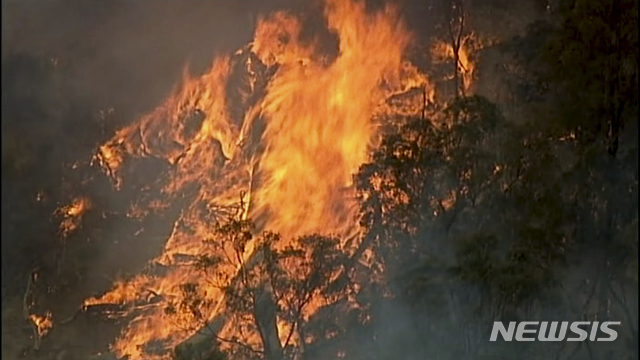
1,0,439,106
2,0,304,115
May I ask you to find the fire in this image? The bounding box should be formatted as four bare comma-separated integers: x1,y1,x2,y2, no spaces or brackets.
56,196,91,238
29,312,53,338
250,0,411,239
84,0,432,358
431,32,479,94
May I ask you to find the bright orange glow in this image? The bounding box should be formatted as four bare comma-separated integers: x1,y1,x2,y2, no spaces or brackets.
56,196,91,238
29,312,53,338
431,32,479,94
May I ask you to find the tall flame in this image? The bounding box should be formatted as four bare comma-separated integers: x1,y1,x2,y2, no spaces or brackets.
250,0,410,238
84,0,431,358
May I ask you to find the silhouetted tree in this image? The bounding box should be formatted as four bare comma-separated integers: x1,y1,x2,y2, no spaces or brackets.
167,213,348,360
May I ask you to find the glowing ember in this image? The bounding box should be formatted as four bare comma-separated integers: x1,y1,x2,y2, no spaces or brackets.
29,312,53,338
56,196,91,238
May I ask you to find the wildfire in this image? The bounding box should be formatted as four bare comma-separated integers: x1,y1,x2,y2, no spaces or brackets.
29,312,53,338
83,0,433,358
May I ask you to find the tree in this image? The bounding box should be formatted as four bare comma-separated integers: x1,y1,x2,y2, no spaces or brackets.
504,0,638,156
355,96,508,272
354,92,637,359
442,0,467,98
166,212,348,360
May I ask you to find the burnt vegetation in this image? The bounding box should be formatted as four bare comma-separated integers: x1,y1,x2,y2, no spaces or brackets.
1,0,638,360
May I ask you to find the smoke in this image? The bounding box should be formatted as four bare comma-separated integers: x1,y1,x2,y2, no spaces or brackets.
4,1,262,115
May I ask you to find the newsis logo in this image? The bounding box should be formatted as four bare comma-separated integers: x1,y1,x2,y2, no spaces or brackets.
490,321,621,342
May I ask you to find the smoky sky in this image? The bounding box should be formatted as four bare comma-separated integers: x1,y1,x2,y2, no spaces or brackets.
2,0,302,116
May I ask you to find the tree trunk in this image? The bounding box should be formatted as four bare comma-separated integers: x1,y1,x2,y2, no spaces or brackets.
254,287,283,360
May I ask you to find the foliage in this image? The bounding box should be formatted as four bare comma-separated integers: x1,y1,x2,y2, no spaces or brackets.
354,85,637,358
503,0,638,155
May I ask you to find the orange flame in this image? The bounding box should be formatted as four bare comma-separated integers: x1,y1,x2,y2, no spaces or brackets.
56,196,91,238
29,312,53,338
431,32,479,94
250,0,412,238
84,0,433,358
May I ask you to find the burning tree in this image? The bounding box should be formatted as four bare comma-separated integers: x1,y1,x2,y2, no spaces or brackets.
77,1,432,358
163,210,349,360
